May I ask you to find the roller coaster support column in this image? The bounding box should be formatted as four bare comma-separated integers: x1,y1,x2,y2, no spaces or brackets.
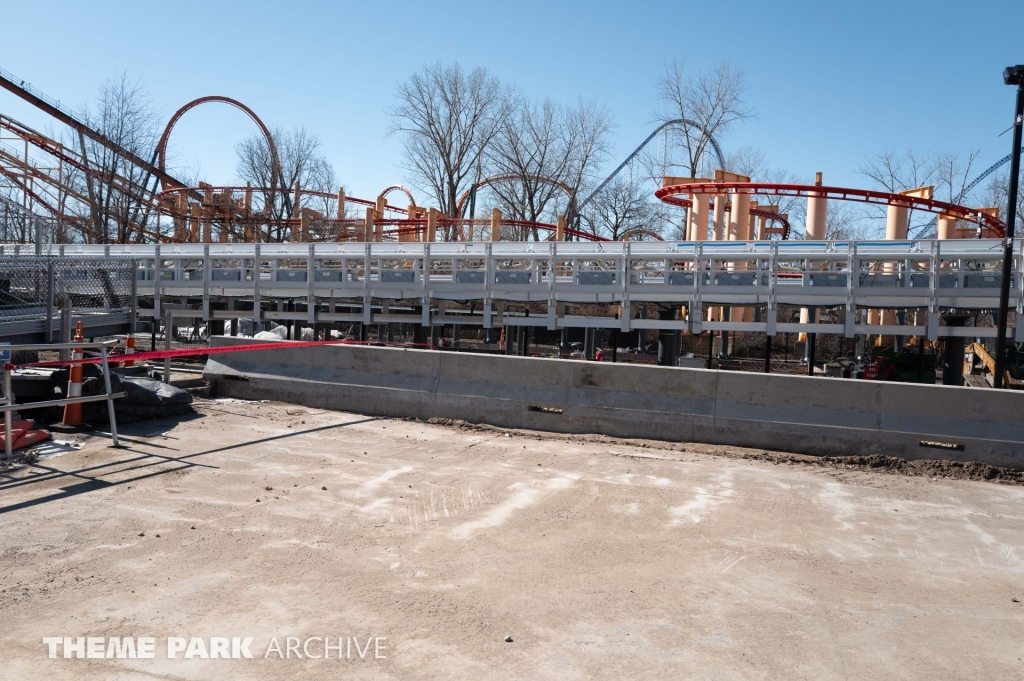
374,197,386,241
556,215,565,241
689,195,709,241
174,193,187,241
741,203,758,322
709,188,727,323
937,213,958,240
879,186,931,343
427,209,439,242
712,188,726,240
995,65,1024,389
727,184,752,331
727,187,750,241
364,207,375,241
298,208,309,242
800,173,827,350
491,208,502,241
725,184,752,322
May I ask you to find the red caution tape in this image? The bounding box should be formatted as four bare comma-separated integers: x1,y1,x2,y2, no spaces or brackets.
12,339,432,370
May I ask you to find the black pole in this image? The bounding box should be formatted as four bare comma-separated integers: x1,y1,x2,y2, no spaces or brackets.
719,307,730,359
764,334,772,373
995,67,1024,389
657,308,678,366
941,314,969,386
916,337,924,383
807,332,816,377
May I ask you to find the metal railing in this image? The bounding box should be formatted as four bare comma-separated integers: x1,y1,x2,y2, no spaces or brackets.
1,238,1022,339
2,340,126,459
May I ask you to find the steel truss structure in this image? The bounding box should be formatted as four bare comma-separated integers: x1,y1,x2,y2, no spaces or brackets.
3,238,1018,341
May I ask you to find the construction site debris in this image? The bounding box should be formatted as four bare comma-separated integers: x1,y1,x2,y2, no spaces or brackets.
45,365,193,423
0,419,50,451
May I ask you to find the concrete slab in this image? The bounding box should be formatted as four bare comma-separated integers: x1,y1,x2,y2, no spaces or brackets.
1,400,1022,679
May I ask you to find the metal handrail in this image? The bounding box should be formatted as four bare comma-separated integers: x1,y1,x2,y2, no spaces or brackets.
2,339,123,459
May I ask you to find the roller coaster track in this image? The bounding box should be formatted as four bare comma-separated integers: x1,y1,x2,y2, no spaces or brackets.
456,174,578,220
909,145,1024,238
657,182,1006,238
578,119,726,212
0,65,188,190
958,145,1024,203
0,114,158,208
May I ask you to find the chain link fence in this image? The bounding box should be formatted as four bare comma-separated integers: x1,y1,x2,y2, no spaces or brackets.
0,258,135,353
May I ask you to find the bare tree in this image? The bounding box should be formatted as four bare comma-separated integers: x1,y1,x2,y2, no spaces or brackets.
387,62,508,225
858,147,983,237
824,202,871,241
74,72,160,243
723,145,766,180
235,126,334,240
647,59,753,180
580,177,665,241
486,96,612,238
983,166,1024,228
858,147,940,194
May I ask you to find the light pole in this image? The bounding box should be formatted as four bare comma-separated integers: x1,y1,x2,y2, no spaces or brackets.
994,65,1024,389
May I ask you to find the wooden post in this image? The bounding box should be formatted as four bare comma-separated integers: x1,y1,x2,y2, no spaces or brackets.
376,196,387,240
491,208,502,242
364,207,374,242
555,214,565,242
404,205,418,242
172,194,184,242
427,208,438,243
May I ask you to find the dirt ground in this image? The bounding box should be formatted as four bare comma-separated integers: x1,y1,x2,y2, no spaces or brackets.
1,399,1023,680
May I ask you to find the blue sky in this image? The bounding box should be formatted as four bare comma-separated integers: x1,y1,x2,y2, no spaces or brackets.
2,0,1022,204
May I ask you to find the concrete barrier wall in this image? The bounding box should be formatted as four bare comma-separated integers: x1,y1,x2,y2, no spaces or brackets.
204,337,1024,469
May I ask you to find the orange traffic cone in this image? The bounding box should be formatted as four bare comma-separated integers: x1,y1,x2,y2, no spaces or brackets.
125,333,136,367
62,321,84,426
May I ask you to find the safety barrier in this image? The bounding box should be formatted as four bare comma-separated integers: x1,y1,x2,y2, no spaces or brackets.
2,340,126,459
203,336,1024,469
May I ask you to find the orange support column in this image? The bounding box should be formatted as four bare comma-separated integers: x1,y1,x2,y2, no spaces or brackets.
689,194,710,241
937,213,958,240
800,173,828,340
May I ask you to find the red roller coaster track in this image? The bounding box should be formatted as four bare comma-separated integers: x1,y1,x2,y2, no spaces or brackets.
154,96,280,190
656,182,1006,238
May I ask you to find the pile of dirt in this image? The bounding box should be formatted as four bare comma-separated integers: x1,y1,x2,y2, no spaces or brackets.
742,451,1024,485
425,417,495,434
420,417,1024,486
